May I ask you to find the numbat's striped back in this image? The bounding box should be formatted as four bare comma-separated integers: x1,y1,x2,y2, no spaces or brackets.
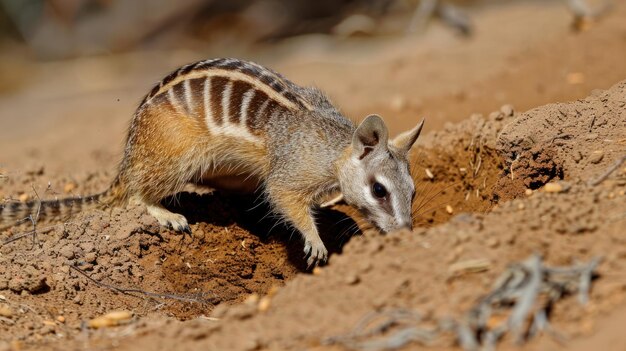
139,58,312,143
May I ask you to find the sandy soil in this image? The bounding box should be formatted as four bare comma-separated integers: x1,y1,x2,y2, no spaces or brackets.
1,1,626,351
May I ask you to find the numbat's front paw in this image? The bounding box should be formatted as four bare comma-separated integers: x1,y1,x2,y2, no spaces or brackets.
147,205,192,234
164,214,191,234
304,240,328,268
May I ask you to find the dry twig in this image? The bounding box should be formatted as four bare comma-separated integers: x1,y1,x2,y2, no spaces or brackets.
69,265,212,304
324,255,601,351
587,154,626,186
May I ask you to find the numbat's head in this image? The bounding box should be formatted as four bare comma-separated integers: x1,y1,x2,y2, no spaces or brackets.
338,115,424,233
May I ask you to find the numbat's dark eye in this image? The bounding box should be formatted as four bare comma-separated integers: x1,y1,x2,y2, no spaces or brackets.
372,182,387,198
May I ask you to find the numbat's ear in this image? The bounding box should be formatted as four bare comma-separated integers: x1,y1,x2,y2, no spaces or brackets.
391,119,424,153
352,114,389,159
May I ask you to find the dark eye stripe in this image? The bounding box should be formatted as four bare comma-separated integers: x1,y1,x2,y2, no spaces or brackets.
372,182,387,198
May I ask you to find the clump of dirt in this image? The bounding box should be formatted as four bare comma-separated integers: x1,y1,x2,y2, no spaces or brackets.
497,84,626,183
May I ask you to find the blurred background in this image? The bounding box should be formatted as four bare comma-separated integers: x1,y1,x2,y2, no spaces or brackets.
0,0,624,174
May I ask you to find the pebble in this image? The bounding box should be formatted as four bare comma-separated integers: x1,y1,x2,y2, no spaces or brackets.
585,133,598,140
333,14,376,37
18,193,29,202
0,305,13,318
258,297,271,312
544,182,564,193
524,189,533,196
589,151,604,164
345,274,360,285
88,310,133,329
80,242,96,253
445,205,454,214
56,316,65,323
489,111,505,121
573,151,583,163
449,258,491,275
500,104,515,117
84,252,97,264
63,182,76,194
244,293,259,306
59,246,75,260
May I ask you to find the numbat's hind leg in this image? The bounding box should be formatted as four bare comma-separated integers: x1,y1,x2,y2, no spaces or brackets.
146,203,191,233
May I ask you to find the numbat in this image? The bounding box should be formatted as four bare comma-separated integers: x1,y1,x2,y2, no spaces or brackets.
1,58,424,267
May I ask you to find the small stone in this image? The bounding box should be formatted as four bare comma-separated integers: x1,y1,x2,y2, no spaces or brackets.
0,305,13,318
56,316,65,323
425,168,434,179
517,203,525,210
500,104,514,117
312,267,322,276
573,151,583,163
84,252,97,264
333,14,376,37
258,297,271,312
585,133,598,140
449,259,491,275
88,310,133,329
345,274,360,285
544,182,564,193
589,151,604,164
18,193,29,202
445,205,454,214
59,246,75,260
63,182,77,194
524,189,533,196
244,293,259,306
80,242,96,253
40,324,55,334
489,111,505,121
73,295,83,305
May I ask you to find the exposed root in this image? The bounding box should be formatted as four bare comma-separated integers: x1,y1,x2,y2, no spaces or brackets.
69,265,214,305
324,254,601,351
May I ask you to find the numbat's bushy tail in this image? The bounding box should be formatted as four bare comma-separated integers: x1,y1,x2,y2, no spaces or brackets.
1,58,425,268
0,181,125,230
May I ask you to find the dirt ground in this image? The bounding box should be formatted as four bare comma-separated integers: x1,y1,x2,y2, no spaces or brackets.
1,1,626,351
